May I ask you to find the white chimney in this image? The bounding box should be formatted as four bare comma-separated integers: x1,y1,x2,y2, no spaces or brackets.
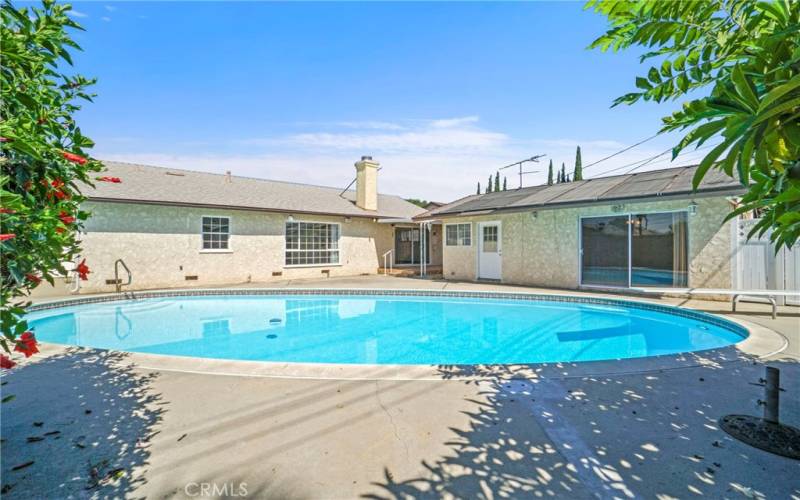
355,156,379,211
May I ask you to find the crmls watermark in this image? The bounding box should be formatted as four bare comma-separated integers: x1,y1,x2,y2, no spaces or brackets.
185,482,248,497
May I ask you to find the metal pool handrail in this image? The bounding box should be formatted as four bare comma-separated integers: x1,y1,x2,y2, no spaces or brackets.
114,258,132,293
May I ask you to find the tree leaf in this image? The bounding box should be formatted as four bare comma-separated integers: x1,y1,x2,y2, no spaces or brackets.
731,65,759,111
692,138,736,190
758,73,800,112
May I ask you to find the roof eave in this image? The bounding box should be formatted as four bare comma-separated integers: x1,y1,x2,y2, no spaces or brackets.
85,196,410,220
419,186,746,219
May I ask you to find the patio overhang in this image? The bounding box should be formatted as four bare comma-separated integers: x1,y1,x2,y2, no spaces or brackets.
379,218,442,225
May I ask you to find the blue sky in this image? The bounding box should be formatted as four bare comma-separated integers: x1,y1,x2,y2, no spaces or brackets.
62,1,702,201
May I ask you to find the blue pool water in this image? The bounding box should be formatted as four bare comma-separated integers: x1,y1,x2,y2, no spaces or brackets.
25,294,746,365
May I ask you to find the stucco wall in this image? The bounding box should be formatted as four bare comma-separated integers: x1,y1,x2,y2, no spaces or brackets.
73,201,394,293
442,195,735,290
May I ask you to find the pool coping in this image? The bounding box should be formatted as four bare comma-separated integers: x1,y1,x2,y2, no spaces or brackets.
26,288,789,381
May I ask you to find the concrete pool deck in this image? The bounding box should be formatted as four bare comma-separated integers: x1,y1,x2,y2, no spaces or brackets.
1,276,798,499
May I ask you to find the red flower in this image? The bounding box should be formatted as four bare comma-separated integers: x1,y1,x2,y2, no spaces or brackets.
0,355,15,370
55,227,65,234
14,332,39,358
0,208,15,214
96,176,122,183
0,137,11,143
59,211,76,225
77,259,90,281
0,234,15,241
48,178,70,201
62,151,87,165
25,273,42,284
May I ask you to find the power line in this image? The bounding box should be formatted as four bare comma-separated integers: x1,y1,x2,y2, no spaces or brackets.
582,133,661,171
593,141,722,177
594,147,672,176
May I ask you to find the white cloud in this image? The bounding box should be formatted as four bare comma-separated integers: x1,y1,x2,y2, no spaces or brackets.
335,121,406,131
104,5,117,12
281,128,507,152
94,120,693,202
67,9,88,18
531,138,627,150
429,116,480,129
101,16,112,22
95,150,512,202
241,116,507,154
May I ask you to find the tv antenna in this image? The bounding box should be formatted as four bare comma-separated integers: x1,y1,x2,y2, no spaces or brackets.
499,154,546,189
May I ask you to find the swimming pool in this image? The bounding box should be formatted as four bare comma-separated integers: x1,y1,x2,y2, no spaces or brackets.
25,290,748,365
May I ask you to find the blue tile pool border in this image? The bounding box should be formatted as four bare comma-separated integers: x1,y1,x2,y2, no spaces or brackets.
27,288,749,339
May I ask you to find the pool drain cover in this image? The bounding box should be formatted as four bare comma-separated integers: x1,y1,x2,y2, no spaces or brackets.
719,415,800,460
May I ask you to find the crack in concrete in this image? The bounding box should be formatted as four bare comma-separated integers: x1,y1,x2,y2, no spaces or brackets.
374,380,410,461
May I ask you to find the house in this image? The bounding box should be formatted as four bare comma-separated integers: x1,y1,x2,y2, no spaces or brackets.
415,165,747,291
70,156,428,293
46,159,756,296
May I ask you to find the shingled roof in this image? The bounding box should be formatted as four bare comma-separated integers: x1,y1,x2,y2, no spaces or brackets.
84,161,425,220
418,165,745,219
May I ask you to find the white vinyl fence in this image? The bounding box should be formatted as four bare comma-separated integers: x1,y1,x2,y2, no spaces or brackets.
736,218,800,306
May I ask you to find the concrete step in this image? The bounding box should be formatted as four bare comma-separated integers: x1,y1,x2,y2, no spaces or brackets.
378,266,443,277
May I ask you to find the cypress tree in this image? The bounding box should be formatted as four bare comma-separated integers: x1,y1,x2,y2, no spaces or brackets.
477,182,481,195
561,163,567,183
573,146,583,181
547,160,554,185
502,176,507,191
487,175,492,193
494,171,500,192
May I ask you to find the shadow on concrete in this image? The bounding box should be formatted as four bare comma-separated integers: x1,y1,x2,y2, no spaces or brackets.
364,356,800,499
0,348,165,498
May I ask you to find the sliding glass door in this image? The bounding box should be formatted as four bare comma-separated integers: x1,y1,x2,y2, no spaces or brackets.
394,228,430,265
581,211,688,288
581,216,629,287
631,212,688,286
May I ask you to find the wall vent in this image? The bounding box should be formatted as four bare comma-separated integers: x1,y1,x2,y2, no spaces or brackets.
272,271,282,277
185,275,199,281
321,269,330,276
105,279,122,285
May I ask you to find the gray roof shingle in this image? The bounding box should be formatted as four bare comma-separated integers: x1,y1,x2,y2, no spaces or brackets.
85,161,425,219
419,165,744,219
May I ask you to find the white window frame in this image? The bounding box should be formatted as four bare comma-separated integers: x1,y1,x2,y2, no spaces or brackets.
200,215,232,253
444,223,472,247
284,220,342,268
578,208,690,289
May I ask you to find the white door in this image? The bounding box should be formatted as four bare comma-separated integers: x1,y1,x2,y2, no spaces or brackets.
478,222,502,280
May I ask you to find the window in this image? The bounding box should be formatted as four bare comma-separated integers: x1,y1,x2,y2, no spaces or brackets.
446,223,472,246
285,221,340,266
482,225,498,253
202,216,230,250
580,211,689,288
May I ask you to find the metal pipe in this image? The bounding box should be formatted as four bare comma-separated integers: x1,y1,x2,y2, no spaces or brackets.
764,366,780,423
